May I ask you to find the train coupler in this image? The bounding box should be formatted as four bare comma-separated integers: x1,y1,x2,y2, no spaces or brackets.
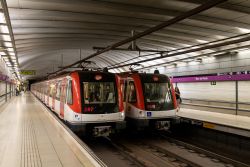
93,126,112,137
155,121,171,131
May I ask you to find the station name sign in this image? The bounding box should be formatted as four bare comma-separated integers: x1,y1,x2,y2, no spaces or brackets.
20,70,36,75
172,73,250,83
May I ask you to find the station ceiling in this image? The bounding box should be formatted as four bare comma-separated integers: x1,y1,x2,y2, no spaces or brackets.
4,0,250,78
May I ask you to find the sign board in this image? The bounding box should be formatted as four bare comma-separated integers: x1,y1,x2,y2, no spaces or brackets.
172,74,250,83
210,81,216,85
203,122,215,129
20,70,36,75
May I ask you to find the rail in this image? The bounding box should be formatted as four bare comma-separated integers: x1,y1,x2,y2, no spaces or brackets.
157,133,249,167
0,92,12,98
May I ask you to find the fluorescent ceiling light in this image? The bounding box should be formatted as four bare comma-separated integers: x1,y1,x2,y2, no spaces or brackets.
189,61,198,65
196,39,209,43
214,35,227,39
2,35,11,41
0,13,6,24
3,57,9,60
4,42,12,47
237,28,250,33
7,48,14,52
0,25,9,33
205,56,216,60
0,51,6,55
181,44,191,47
154,59,165,63
9,52,15,56
176,62,186,66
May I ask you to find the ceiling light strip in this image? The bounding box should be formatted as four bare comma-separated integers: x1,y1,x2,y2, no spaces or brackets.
0,0,20,79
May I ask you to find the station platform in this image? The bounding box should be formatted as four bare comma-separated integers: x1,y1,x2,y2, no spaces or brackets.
177,108,250,137
0,92,104,167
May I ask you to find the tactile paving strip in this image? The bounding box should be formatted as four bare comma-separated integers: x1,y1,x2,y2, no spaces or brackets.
21,117,42,167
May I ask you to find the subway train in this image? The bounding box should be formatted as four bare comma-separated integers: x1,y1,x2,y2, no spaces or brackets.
118,70,178,130
31,71,126,136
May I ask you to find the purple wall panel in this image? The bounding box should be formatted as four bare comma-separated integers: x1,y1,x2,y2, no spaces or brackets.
172,74,250,83
0,74,9,82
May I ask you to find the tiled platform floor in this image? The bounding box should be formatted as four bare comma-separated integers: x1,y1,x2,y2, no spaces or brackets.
0,93,95,167
178,108,250,130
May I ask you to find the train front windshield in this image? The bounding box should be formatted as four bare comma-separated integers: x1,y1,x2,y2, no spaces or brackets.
144,82,174,111
83,82,116,104
82,81,119,114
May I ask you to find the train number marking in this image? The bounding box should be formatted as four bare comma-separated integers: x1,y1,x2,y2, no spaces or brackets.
147,112,152,117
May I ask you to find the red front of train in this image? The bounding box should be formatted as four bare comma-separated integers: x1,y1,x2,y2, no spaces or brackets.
118,71,178,130
31,71,126,136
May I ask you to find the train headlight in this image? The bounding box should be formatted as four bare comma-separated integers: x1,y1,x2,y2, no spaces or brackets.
121,112,125,118
139,110,145,117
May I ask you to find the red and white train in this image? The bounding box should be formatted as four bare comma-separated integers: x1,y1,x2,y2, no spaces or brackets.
31,71,126,136
118,70,178,130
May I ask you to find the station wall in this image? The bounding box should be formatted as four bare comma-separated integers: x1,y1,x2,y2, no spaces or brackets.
238,81,250,103
177,81,235,102
146,49,250,116
177,81,250,104
0,58,15,106
176,81,250,116
0,81,13,106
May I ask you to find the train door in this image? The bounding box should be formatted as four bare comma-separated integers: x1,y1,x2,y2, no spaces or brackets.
46,82,49,105
42,83,45,102
66,79,73,112
120,78,128,110
60,79,67,119
125,79,137,112
127,80,137,105
52,82,56,111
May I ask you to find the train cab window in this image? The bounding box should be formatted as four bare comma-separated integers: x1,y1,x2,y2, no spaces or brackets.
83,82,116,104
66,80,73,105
128,81,137,103
56,82,61,100
144,82,174,111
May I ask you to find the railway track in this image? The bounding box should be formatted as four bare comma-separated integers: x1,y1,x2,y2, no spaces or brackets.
103,132,249,167
156,133,249,167
106,137,193,167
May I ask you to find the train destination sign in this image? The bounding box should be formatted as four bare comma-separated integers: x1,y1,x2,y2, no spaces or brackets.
20,70,36,75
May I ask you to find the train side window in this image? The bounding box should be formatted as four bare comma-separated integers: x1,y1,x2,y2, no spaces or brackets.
47,84,50,96
66,80,73,105
49,85,54,97
128,81,137,103
56,82,61,100
52,84,57,98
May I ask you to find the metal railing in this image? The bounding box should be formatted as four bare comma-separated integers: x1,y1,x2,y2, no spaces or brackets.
182,98,250,113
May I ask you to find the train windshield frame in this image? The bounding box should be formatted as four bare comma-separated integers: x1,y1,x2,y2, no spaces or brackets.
83,82,116,104
140,74,175,111
79,71,120,114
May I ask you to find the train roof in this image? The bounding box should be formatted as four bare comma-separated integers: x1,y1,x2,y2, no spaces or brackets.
32,70,116,84
118,72,170,83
